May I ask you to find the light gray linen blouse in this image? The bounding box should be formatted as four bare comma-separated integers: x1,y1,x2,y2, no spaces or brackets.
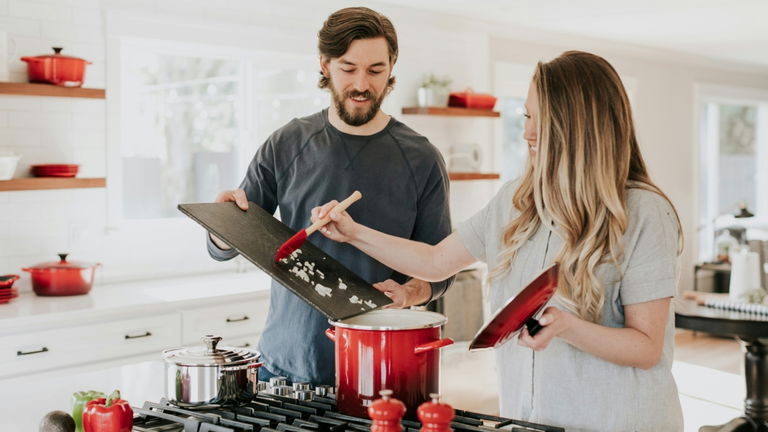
457,180,683,432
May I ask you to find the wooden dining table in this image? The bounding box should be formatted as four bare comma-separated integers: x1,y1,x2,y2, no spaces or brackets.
675,299,768,432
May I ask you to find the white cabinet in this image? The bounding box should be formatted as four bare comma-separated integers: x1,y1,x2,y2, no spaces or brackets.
0,312,181,379
181,300,269,345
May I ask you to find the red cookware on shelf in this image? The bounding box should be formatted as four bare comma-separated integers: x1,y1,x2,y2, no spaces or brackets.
0,275,20,305
448,89,497,110
22,253,100,296
30,164,79,178
326,309,454,419
20,47,91,87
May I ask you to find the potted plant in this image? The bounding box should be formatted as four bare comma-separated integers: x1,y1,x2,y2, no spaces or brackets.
417,74,452,107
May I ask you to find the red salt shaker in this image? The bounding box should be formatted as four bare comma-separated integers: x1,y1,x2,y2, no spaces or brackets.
417,393,454,432
368,389,406,432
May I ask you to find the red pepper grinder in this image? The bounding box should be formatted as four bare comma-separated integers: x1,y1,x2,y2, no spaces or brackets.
368,389,406,432
417,393,454,432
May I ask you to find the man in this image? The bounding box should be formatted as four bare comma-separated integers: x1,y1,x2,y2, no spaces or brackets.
208,7,453,385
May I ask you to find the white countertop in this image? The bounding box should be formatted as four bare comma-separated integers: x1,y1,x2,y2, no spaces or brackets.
0,270,272,334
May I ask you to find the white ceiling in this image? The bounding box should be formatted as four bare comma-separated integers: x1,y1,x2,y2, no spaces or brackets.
375,0,768,69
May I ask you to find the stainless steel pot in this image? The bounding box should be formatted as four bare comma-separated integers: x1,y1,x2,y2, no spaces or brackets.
161,335,263,406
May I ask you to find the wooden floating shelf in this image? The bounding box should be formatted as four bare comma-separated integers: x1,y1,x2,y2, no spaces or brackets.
401,106,500,117
0,82,105,99
0,177,106,192
448,172,500,181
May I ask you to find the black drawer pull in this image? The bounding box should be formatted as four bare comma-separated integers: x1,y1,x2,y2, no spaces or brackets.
226,315,250,323
17,347,49,356
124,331,152,340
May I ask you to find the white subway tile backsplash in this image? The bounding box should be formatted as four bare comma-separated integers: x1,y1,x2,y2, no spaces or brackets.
9,111,72,129
72,145,105,176
0,112,8,127
41,22,102,44
0,96,43,111
0,17,41,36
9,128,42,147
73,6,101,25
42,98,105,113
8,35,56,61
9,0,72,22
70,113,105,131
0,0,9,14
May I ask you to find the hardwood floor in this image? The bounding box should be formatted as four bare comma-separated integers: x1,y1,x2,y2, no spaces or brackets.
440,330,746,431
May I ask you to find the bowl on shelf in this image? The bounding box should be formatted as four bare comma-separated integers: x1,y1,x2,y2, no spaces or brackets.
0,154,21,180
0,275,20,305
30,164,79,178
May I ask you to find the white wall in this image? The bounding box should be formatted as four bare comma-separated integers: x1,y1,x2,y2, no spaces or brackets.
1,0,767,293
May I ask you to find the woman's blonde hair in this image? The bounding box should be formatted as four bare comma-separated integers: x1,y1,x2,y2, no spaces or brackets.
490,51,682,322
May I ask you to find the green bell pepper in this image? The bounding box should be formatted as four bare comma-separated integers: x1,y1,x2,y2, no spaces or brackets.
72,390,105,432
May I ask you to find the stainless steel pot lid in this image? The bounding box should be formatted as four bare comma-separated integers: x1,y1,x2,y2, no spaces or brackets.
162,335,260,367
329,309,447,330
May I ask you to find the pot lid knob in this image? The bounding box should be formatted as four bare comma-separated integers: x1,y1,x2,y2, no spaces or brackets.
52,47,63,54
417,393,454,432
202,335,222,354
58,253,68,263
368,389,406,432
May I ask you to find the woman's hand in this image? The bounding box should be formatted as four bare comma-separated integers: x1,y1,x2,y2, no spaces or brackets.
312,200,360,243
517,306,575,351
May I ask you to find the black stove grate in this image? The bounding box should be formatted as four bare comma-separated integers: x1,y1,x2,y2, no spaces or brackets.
131,393,564,432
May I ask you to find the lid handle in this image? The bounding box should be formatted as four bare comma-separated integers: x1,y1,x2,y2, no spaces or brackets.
58,253,68,263
202,335,222,354
52,47,62,54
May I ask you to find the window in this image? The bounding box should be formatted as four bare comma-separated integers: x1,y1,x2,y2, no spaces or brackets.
697,85,768,261
116,39,324,221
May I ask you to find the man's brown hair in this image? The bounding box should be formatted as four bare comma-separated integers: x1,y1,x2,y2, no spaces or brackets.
317,7,398,90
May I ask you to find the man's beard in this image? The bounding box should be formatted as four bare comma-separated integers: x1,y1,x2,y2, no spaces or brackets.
329,82,386,127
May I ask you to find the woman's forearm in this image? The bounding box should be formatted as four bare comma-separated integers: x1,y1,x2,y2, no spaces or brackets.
350,228,472,282
561,315,663,369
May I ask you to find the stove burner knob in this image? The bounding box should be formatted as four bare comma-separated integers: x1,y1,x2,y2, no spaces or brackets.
256,381,269,393
269,376,288,388
315,385,334,397
295,389,314,401
292,382,313,391
272,385,294,397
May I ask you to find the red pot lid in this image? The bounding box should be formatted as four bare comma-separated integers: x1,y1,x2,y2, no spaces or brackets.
25,253,96,270
26,47,86,61
468,263,559,351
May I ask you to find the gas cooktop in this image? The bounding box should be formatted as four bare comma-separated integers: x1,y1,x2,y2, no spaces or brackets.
131,385,565,432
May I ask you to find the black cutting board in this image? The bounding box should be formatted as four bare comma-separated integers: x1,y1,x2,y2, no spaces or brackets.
178,202,392,321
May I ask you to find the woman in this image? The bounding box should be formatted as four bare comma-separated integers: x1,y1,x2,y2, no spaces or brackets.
314,51,684,431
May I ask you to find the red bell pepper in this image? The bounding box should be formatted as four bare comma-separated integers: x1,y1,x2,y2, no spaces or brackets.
82,390,133,432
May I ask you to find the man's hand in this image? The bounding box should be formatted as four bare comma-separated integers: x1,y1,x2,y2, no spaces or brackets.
373,279,431,308
210,189,249,250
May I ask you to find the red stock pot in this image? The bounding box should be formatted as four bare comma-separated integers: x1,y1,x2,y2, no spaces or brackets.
20,47,91,87
325,309,454,418
22,253,100,296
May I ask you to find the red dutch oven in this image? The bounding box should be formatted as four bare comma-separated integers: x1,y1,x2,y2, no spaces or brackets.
326,309,454,418
22,253,100,296
20,47,91,87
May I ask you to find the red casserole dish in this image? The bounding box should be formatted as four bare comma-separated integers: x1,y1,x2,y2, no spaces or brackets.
22,253,100,296
448,90,497,110
31,164,79,178
20,47,91,87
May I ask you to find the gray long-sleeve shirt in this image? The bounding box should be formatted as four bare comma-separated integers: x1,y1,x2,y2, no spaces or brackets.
208,109,453,384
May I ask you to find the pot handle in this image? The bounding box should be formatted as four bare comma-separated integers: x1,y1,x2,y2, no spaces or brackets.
414,337,454,355
324,327,336,342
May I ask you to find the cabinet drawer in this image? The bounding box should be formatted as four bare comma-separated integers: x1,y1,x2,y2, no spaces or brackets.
0,312,181,378
182,300,268,344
